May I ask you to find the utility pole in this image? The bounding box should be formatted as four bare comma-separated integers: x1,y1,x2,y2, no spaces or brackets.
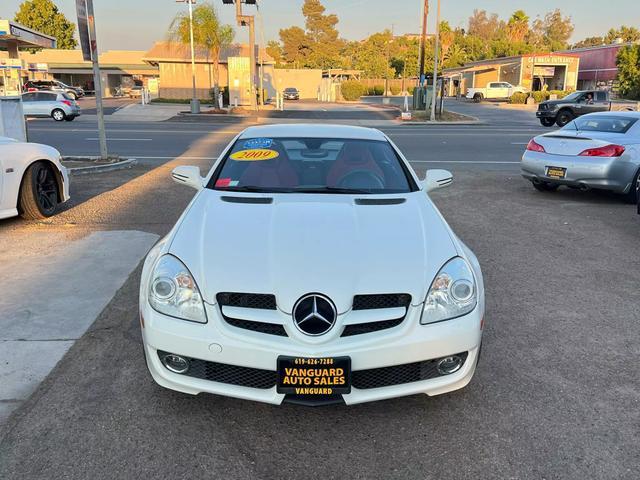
430,0,441,121
232,0,257,110
418,0,429,86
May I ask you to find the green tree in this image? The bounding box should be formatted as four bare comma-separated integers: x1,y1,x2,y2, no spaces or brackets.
275,0,344,69
605,26,640,44
616,44,640,99
532,9,574,51
573,36,605,48
279,26,311,68
14,0,77,49
506,10,529,43
266,40,285,68
168,2,234,94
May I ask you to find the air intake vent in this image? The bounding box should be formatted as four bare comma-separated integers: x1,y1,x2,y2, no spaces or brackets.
221,196,273,204
355,198,406,205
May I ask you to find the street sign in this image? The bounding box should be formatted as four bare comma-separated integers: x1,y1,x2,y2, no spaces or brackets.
76,0,96,62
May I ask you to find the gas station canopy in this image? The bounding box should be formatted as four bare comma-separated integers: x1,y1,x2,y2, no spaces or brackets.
0,20,56,50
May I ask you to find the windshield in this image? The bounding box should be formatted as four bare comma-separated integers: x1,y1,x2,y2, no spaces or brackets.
284,88,297,92
208,137,416,194
563,116,637,134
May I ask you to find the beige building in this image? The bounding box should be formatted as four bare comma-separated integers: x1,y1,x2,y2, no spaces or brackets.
444,53,580,95
143,41,275,101
0,47,158,96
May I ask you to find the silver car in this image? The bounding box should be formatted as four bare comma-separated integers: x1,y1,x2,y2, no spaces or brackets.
21,91,81,122
521,112,640,203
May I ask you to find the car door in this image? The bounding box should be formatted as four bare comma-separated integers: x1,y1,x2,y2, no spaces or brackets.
593,91,610,113
36,92,57,116
488,82,507,99
21,92,38,116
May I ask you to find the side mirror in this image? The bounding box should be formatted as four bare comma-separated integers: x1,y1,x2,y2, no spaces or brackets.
171,165,204,190
422,169,453,193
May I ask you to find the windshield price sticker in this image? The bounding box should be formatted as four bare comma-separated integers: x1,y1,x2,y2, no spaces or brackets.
277,356,351,395
243,138,273,149
230,149,280,161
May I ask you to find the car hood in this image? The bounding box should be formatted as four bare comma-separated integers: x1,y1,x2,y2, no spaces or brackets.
168,190,458,313
540,100,564,108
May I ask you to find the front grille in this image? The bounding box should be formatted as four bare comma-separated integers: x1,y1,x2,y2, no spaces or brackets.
217,292,286,336
157,350,276,389
217,292,276,310
341,317,405,337
352,352,468,390
224,317,287,336
352,294,411,310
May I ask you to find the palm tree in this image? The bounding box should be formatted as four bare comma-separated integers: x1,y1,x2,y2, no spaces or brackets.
506,10,530,43
168,2,234,98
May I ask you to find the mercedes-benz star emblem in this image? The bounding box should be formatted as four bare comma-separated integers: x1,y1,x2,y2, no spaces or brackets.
292,294,337,336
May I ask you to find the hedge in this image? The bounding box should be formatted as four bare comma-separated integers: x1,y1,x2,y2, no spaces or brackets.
509,90,574,104
341,81,367,101
389,84,401,95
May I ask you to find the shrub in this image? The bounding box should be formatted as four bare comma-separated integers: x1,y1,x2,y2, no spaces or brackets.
510,92,528,104
407,86,416,95
340,81,367,101
549,90,572,99
389,84,401,95
531,91,550,103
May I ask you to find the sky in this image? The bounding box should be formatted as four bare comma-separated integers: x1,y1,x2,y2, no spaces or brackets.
1,0,639,52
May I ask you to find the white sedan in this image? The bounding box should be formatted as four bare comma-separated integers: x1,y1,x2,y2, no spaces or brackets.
0,136,70,220
139,124,484,406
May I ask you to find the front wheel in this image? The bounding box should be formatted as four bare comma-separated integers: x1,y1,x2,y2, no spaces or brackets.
51,108,66,122
18,162,59,219
540,117,555,127
532,181,559,192
473,93,483,103
67,92,77,100
556,110,573,127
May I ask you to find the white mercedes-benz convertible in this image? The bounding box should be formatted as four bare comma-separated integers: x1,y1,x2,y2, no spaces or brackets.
140,124,484,406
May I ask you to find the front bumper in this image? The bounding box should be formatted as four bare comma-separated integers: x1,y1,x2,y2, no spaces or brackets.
521,151,638,193
141,301,483,405
536,110,557,119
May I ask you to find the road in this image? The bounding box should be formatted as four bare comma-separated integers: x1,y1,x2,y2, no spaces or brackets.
1,101,639,480
25,99,547,172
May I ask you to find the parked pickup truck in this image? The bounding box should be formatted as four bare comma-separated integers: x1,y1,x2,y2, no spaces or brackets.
537,90,639,127
466,82,527,102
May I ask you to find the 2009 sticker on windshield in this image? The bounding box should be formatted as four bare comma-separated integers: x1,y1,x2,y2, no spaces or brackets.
230,149,280,161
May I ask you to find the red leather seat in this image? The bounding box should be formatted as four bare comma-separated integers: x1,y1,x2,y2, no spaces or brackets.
238,148,299,188
326,143,384,187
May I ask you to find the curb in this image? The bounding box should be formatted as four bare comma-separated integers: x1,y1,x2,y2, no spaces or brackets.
64,157,138,176
401,120,484,125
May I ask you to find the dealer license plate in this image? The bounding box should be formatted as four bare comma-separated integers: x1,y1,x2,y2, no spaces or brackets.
277,356,351,395
545,166,566,179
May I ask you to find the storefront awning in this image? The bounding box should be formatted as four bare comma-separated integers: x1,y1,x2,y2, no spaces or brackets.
0,20,56,49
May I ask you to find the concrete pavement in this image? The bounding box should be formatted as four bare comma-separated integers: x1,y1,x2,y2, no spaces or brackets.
2,100,638,479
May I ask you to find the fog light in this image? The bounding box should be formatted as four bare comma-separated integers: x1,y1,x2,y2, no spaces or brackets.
162,353,189,374
437,355,463,375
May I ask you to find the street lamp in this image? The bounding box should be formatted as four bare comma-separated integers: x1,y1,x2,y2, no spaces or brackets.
176,0,200,114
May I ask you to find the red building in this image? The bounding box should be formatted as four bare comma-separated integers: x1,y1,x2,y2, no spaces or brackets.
562,42,636,91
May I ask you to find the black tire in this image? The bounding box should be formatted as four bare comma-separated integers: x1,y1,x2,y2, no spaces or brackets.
473,93,483,103
532,181,559,192
67,91,77,100
64,116,76,122
51,108,66,122
623,168,640,204
555,109,573,127
18,162,59,220
540,117,555,127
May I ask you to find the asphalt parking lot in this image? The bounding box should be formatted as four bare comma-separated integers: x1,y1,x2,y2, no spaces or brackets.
1,101,639,479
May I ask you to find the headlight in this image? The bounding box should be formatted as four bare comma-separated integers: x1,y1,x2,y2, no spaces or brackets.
148,254,207,323
421,257,477,324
